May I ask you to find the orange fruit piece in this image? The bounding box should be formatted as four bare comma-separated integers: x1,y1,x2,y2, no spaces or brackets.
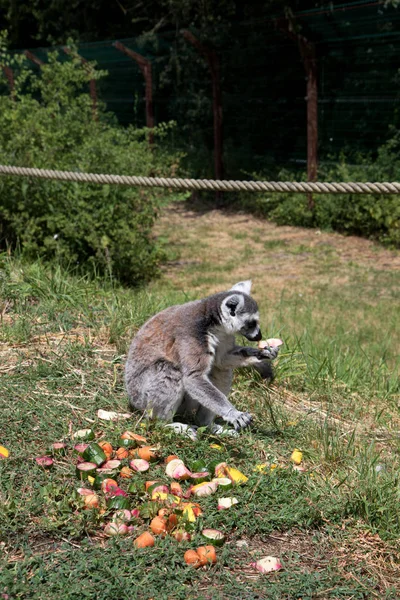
184,549,201,568
121,432,147,445
167,513,178,530
132,433,147,445
133,446,157,462
121,431,136,440
134,532,155,548
98,441,113,459
166,455,179,464
173,529,191,542
119,466,133,479
170,482,184,497
101,478,118,493
145,480,158,491
196,545,217,565
115,447,129,460
150,516,168,536
83,494,100,509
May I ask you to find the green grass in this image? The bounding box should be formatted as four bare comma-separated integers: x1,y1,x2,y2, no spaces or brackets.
1,244,400,599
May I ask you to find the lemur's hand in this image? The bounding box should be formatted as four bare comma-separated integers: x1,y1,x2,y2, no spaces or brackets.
226,409,253,431
257,338,283,361
258,346,279,360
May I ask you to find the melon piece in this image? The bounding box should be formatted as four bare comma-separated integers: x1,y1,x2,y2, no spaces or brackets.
172,464,192,481
104,522,129,536
212,477,233,491
191,481,218,497
102,460,121,471
77,487,94,496
112,509,132,523
72,429,95,441
218,497,239,510
165,459,185,478
129,459,150,473
74,443,89,454
190,472,210,484
201,529,226,547
252,556,282,573
76,461,97,480
50,442,67,456
35,456,54,468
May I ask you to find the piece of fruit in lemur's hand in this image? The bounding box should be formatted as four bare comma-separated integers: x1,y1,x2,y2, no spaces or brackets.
256,338,283,361
258,338,283,350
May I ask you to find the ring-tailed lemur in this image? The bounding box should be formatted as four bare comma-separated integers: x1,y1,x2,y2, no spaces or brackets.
124,281,279,433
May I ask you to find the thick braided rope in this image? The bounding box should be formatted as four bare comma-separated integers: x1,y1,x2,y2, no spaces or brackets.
1,165,400,194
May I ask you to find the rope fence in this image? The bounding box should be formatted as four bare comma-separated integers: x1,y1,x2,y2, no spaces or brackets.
1,164,400,195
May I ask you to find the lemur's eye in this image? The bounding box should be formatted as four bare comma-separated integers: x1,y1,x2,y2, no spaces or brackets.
247,320,257,329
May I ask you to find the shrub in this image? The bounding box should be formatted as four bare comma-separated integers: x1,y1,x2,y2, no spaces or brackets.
238,136,400,247
0,37,183,285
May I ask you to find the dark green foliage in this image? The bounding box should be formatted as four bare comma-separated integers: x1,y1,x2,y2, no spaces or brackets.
3,2,399,176
237,138,400,247
0,42,182,284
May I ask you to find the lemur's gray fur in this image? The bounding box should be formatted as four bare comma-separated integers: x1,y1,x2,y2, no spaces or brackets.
124,281,279,431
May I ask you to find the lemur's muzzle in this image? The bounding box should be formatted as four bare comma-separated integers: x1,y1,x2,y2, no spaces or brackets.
245,329,262,342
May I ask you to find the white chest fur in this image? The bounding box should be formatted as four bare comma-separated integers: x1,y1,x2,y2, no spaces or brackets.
207,329,235,368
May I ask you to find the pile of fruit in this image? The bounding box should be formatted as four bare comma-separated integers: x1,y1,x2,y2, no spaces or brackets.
34,427,252,566
2,423,306,572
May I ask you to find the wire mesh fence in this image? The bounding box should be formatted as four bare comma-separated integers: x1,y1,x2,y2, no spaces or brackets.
4,0,400,179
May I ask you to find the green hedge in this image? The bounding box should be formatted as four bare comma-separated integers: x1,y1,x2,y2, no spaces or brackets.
239,137,400,247
0,39,183,284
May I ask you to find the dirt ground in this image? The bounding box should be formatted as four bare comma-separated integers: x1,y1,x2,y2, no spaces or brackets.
154,201,400,297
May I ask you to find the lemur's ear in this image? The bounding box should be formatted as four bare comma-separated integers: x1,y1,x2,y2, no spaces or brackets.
230,280,252,295
225,294,241,316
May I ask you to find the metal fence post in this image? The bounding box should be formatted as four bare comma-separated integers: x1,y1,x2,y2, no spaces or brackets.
23,50,44,67
113,41,154,145
63,47,98,121
1,65,15,101
277,18,318,211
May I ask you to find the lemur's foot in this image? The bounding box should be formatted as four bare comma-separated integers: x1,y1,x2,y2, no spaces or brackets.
208,423,239,437
164,422,198,441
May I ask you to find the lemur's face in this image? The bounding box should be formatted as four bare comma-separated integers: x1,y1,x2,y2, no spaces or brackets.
240,314,262,342
221,293,262,341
